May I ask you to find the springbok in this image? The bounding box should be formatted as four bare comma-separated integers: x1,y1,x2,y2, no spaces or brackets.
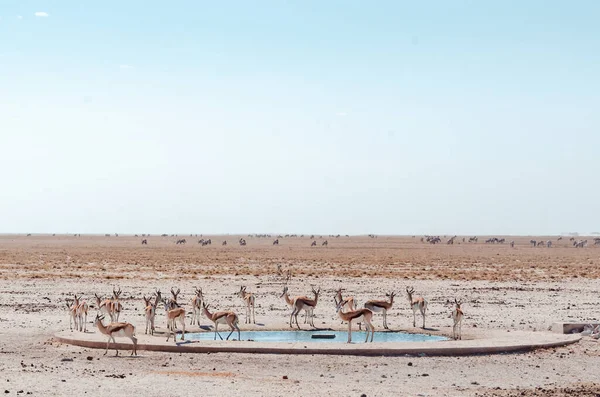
168,287,181,309
311,241,317,247
236,286,256,324
111,288,123,322
161,298,186,342
202,302,240,340
451,298,463,340
74,294,88,332
363,291,395,329
290,287,320,329
280,286,313,325
334,288,355,312
406,287,427,328
190,287,203,326
335,299,375,343
95,293,116,322
66,299,78,331
142,296,156,335
93,314,137,356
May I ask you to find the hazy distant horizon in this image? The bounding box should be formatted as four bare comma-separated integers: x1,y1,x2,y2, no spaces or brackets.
1,1,598,235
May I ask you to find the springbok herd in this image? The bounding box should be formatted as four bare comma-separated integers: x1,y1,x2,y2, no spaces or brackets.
65,283,466,355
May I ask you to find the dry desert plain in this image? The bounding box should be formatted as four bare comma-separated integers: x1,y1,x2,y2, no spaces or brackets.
0,234,599,396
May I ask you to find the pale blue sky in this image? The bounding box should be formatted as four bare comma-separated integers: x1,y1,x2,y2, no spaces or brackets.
0,1,598,235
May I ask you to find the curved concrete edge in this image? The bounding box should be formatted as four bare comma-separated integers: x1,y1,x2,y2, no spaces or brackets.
53,333,581,357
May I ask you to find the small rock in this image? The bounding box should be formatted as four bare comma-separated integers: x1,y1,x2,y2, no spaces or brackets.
282,376,288,380
408,362,413,366
61,358,73,362
381,375,387,378
361,394,367,397
471,381,479,385
422,373,429,377
87,357,93,361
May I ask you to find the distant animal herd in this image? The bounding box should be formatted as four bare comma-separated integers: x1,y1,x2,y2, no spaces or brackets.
23,233,600,249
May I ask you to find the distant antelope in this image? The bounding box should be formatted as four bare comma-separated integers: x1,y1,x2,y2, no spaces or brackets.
451,298,464,340
141,239,147,245
406,287,427,328
537,240,546,247
93,314,137,356
510,240,515,248
236,286,256,324
363,291,396,330
273,239,279,245
574,240,587,248
530,240,537,247
322,240,328,246
311,241,317,247
335,299,375,343
190,287,203,326
222,240,227,246
290,287,320,329
546,240,552,248
142,295,156,335
202,302,240,340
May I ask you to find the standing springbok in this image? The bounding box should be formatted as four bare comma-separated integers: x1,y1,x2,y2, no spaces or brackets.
74,294,88,332
280,286,313,325
161,298,186,342
334,288,356,312
111,288,123,322
95,293,117,322
363,291,395,330
290,287,320,329
335,299,375,343
202,302,241,340
66,299,78,331
142,296,156,335
190,287,203,326
93,314,137,356
236,286,256,324
406,287,428,328
451,298,463,340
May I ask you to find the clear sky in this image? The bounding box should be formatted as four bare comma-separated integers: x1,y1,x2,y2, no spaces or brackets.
0,1,598,235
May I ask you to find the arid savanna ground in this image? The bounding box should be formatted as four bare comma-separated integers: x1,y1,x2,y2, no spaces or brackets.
0,234,599,396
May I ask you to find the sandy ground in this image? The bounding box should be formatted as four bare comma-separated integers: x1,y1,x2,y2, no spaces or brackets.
1,235,599,396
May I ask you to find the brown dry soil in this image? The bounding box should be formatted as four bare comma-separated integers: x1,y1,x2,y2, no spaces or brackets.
0,234,599,396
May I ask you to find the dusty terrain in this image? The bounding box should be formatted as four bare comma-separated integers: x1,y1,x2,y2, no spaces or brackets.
0,234,599,396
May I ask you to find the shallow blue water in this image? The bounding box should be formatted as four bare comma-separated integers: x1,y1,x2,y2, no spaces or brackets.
187,330,448,343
